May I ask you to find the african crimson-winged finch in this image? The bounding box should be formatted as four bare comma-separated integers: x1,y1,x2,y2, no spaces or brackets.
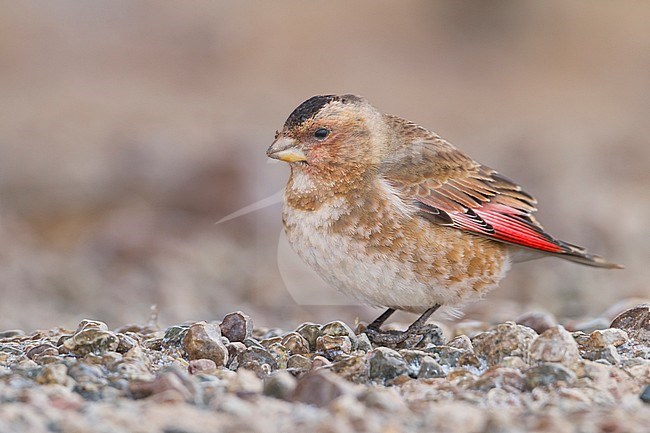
267,95,621,344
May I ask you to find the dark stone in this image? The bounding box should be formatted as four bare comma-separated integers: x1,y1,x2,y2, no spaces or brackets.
188,359,217,375
263,370,297,400
368,347,409,383
291,370,348,407
237,346,278,377
162,325,189,348
0,330,25,339
640,385,650,403
525,363,576,390
26,344,58,360
611,304,650,343
220,312,253,343
472,322,536,366
182,322,228,367
515,311,557,334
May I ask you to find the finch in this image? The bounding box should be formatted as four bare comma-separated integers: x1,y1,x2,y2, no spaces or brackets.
267,94,621,344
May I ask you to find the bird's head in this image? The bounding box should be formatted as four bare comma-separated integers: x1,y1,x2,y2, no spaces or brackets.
267,95,386,176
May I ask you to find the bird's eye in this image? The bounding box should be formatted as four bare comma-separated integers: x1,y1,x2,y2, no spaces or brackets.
314,128,329,140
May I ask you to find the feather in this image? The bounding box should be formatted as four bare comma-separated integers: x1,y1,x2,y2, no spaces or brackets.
380,121,622,268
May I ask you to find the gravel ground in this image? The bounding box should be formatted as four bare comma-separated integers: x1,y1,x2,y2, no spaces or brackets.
2,305,650,433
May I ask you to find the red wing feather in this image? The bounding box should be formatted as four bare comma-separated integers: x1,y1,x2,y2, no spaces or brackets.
472,203,564,253
415,190,622,268
380,121,622,268
417,197,565,253
409,159,571,254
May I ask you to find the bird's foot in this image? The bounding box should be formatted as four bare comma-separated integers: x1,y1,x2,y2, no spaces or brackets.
364,323,443,348
364,327,411,346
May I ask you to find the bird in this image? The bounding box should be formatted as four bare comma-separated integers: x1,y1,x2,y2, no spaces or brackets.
266,94,622,345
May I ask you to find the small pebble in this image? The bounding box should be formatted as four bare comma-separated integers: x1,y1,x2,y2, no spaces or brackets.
237,346,278,377
263,370,297,400
329,354,367,383
281,332,310,355
640,385,650,403
36,364,68,385
295,323,321,351
360,387,406,412
316,335,352,359
161,325,189,347
320,321,358,350
188,359,217,375
529,326,580,367
368,347,408,383
287,354,312,370
356,333,373,352
265,342,290,369
26,344,59,360
525,363,576,389
447,335,473,352
220,311,253,342
588,328,629,349
610,304,650,344
515,311,557,334
472,322,536,366
472,366,526,392
291,370,349,407
0,330,25,339
310,355,331,370
182,322,229,367
582,345,621,365
116,333,138,353
62,327,119,357
418,356,444,379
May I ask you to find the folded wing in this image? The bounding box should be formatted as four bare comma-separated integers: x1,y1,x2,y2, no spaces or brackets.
380,123,621,268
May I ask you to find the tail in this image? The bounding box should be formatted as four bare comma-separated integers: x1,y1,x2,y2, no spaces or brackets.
553,240,623,269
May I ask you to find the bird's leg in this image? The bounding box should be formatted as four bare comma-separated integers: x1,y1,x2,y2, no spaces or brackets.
404,304,440,335
366,308,396,331
363,305,441,346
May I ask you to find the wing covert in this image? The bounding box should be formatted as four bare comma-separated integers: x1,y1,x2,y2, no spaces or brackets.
380,130,566,254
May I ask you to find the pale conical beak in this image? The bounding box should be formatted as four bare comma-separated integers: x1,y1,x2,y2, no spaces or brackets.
266,137,307,163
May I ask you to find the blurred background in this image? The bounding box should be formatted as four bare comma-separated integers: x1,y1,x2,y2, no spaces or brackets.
0,1,648,331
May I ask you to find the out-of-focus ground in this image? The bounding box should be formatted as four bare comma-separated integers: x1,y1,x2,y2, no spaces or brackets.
0,1,648,331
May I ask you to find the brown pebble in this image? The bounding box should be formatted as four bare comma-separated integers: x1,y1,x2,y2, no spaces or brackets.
291,370,349,407
287,354,312,370
281,332,310,355
36,364,68,385
447,335,473,352
472,322,536,366
610,304,650,344
316,335,352,359
150,370,196,402
310,355,332,370
515,311,557,334
471,366,526,392
26,344,59,360
188,359,217,375
220,311,253,342
237,346,278,377
263,370,297,400
295,323,321,351
587,328,629,349
130,367,197,403
225,341,247,361
529,326,580,367
182,322,229,367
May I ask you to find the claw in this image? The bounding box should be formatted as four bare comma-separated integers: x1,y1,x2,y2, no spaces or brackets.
363,305,443,348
